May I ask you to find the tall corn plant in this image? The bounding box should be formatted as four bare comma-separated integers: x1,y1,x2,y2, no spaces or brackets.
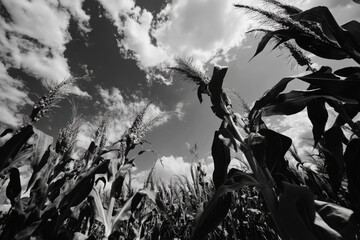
171,0,360,235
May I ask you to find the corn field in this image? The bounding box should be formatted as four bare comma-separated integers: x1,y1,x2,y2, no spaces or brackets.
1,1,360,239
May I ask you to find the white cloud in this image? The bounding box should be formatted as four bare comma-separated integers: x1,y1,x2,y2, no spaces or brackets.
75,86,170,151
131,154,247,190
96,0,253,84
0,0,89,96
0,62,33,127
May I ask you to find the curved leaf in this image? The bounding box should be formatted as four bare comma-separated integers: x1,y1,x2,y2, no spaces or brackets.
319,127,345,193
211,129,231,189
6,168,21,206
191,169,258,240
278,182,317,240
315,200,358,240
307,98,328,147
334,66,360,77
0,125,33,172
344,139,360,220
208,65,229,119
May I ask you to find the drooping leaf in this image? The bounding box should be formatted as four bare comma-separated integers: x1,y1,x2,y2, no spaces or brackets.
26,144,52,192
59,159,110,209
191,169,258,240
211,129,231,189
191,193,231,240
333,103,360,126
314,200,358,240
0,128,13,138
334,66,360,77
262,89,347,116
31,128,53,168
278,182,317,240
291,7,360,64
208,66,230,119
298,72,360,102
307,98,328,147
319,126,345,193
344,139,360,220
250,129,291,184
13,220,42,240
111,190,152,233
6,168,21,206
0,125,34,172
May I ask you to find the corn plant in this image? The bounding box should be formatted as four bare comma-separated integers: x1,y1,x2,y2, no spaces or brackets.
170,2,360,239
0,88,173,239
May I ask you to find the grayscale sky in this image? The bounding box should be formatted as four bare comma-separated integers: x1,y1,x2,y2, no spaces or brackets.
0,0,359,188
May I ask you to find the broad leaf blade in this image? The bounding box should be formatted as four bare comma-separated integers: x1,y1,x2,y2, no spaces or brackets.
307,98,328,147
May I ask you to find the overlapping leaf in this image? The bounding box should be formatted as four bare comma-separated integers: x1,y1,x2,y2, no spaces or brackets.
344,139,360,220
0,125,34,172
211,129,231,189
208,66,230,119
307,98,328,147
191,169,258,240
319,127,345,193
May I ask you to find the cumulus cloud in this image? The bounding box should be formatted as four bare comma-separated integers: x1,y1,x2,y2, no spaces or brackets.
0,0,89,92
0,62,32,127
130,154,247,190
95,0,253,83
75,86,171,152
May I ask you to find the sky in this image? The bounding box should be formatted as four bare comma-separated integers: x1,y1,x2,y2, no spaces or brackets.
0,0,359,189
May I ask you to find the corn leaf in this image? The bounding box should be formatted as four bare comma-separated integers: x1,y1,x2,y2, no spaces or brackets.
26,144,52,192
211,130,231,189
307,98,328,147
0,125,34,172
0,128,13,138
59,159,110,209
208,66,229,119
191,169,258,240
278,182,317,240
6,168,21,206
315,200,358,240
250,129,291,184
319,127,345,193
344,139,360,220
291,7,360,63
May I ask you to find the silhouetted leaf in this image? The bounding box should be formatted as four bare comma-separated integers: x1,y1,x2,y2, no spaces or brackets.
334,103,360,126
0,128,13,137
31,128,53,168
0,125,33,172
292,7,360,63
320,127,345,193
262,89,346,116
211,130,231,189
59,159,110,209
208,66,229,119
26,144,52,192
6,168,21,206
191,169,258,240
278,182,316,240
315,200,358,240
344,139,360,220
334,66,360,77
110,172,125,199
307,98,328,147
13,220,42,240
250,129,291,184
